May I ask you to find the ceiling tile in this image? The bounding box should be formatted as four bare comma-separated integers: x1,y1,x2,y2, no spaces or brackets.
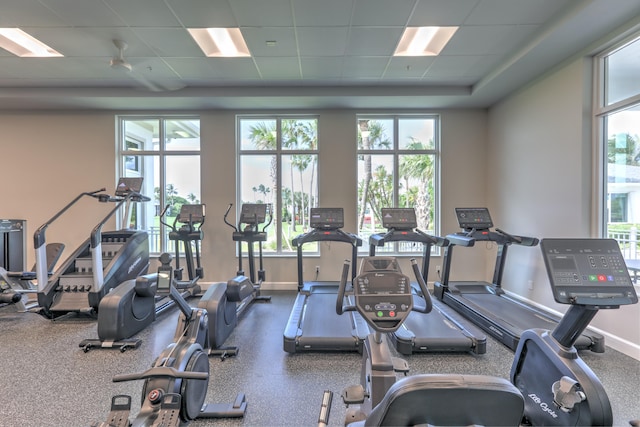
292,0,355,26
230,0,293,27
242,27,298,57
254,57,302,80
105,0,182,27
466,0,573,25
39,0,126,26
346,27,404,56
409,0,478,26
351,0,416,26
297,27,349,56
167,0,238,27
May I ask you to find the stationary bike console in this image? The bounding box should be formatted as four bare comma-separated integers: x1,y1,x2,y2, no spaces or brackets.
540,238,637,307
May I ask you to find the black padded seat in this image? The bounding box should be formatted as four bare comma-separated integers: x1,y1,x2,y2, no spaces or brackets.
355,374,524,427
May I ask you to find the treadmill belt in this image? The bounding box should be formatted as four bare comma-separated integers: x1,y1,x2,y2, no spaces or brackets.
462,293,557,331
392,297,487,354
449,291,598,351
302,293,355,338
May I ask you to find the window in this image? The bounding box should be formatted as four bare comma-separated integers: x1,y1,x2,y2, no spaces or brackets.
357,115,440,253
117,116,201,254
596,34,640,261
237,116,318,253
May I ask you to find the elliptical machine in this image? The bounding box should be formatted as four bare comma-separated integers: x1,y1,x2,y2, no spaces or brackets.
160,203,205,290
92,264,247,427
332,256,525,426
199,203,272,358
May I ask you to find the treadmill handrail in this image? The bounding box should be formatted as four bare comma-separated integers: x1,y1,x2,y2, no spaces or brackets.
293,228,362,247
369,228,448,248
293,228,362,290
449,229,538,247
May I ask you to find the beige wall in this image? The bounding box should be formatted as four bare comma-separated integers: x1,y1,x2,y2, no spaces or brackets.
0,109,487,286
487,58,640,357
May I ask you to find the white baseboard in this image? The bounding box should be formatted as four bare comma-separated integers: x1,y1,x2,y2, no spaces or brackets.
505,290,640,361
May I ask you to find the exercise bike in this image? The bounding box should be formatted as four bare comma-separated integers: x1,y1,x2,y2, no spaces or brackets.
332,256,525,426
79,204,206,352
511,238,638,426
92,265,247,427
199,203,271,359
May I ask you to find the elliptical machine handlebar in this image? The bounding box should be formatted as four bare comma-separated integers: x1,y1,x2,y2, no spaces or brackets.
336,260,354,315
223,203,238,232
112,365,208,383
410,258,432,314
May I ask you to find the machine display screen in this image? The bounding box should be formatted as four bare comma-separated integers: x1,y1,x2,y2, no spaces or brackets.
178,204,205,223
455,207,493,230
381,208,417,230
239,203,267,225
115,177,143,197
310,207,344,230
540,238,637,306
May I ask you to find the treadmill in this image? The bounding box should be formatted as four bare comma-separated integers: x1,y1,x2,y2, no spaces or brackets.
433,207,604,353
370,208,487,355
283,207,370,353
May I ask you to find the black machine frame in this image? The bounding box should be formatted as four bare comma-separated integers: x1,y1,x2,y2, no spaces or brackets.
283,207,370,353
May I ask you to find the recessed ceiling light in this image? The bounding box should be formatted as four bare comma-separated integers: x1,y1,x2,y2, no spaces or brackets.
188,28,250,57
0,28,63,57
394,26,458,56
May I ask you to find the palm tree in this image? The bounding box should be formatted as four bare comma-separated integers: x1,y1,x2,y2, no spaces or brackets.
166,183,179,208
187,193,198,204
248,121,278,221
399,138,434,230
358,120,391,230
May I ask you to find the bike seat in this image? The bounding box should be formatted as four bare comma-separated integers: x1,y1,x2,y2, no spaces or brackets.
355,374,524,427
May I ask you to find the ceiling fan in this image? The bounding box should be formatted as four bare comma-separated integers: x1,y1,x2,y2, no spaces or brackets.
109,39,184,92
110,39,133,72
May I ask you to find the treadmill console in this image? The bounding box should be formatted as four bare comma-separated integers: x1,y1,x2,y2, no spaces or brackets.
239,203,267,225
541,238,638,306
353,257,412,332
381,208,417,230
310,207,344,230
455,207,493,230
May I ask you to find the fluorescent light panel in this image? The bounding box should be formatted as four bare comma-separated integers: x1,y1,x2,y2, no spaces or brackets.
0,28,62,57
188,27,250,57
394,26,458,56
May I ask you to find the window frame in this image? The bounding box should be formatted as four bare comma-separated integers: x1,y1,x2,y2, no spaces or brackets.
236,114,319,255
356,114,441,255
595,33,640,237
117,115,201,255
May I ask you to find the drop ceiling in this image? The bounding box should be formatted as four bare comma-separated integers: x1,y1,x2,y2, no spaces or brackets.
0,0,638,110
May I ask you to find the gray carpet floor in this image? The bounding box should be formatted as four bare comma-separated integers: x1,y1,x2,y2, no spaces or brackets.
0,290,638,426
